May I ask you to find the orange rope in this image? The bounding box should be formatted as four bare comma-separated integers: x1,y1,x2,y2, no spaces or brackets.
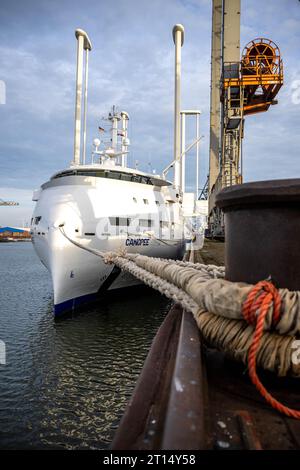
242,280,300,419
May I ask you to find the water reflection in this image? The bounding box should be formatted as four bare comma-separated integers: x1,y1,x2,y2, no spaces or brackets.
0,243,169,449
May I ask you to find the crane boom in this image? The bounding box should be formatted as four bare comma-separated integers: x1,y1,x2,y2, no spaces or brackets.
0,199,19,206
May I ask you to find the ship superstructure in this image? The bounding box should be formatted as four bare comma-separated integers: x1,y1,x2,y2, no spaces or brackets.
31,28,194,315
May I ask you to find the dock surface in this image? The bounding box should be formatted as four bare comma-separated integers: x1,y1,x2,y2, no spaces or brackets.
200,239,225,266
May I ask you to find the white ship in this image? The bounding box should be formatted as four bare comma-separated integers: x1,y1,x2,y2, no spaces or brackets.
31,27,201,315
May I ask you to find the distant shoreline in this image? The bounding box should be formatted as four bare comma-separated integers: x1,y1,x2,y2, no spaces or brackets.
0,239,32,243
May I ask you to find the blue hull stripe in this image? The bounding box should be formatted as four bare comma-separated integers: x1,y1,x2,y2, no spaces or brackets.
54,265,122,316
54,244,186,316
54,292,99,316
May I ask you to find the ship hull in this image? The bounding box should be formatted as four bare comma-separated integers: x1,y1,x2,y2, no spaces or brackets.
31,172,186,315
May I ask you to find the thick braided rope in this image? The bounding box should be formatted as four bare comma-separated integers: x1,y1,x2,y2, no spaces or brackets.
59,227,225,279
243,281,300,419
61,228,300,419
59,227,300,337
112,256,199,314
194,311,299,377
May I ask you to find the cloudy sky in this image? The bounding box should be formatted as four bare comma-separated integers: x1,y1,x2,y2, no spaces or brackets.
0,0,299,226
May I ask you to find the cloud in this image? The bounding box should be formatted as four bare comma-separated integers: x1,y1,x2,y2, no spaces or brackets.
0,0,299,226
0,46,74,119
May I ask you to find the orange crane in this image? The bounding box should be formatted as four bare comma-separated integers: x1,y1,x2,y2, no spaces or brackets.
218,37,283,194
208,1,284,238
222,38,283,116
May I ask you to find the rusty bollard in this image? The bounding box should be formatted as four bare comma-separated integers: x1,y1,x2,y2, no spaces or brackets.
216,179,300,290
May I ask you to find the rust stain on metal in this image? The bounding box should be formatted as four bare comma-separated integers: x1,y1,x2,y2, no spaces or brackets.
162,310,205,450
236,410,262,450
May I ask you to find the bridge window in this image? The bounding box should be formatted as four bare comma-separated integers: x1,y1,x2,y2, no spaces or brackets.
109,217,131,226
139,219,153,228
52,169,171,187
160,221,169,228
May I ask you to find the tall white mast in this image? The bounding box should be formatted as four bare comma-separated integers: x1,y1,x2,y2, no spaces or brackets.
121,111,129,167
180,112,186,192
196,112,200,197
73,29,92,166
172,24,184,189
180,110,201,194
82,46,90,165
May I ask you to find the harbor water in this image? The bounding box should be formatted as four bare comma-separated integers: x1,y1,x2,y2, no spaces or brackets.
0,242,170,449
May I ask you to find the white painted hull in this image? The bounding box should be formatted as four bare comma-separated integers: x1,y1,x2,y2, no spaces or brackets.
31,169,186,315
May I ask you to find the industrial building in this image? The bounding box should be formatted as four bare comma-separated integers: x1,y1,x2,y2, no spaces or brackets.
0,226,31,241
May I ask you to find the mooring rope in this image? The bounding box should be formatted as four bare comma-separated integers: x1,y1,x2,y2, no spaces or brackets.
59,226,300,418
242,281,300,419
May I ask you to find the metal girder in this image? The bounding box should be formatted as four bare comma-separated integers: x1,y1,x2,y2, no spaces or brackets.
208,0,242,238
208,0,222,195
222,0,240,63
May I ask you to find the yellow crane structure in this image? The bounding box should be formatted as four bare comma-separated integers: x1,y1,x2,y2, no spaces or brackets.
208,0,283,238
0,198,19,206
